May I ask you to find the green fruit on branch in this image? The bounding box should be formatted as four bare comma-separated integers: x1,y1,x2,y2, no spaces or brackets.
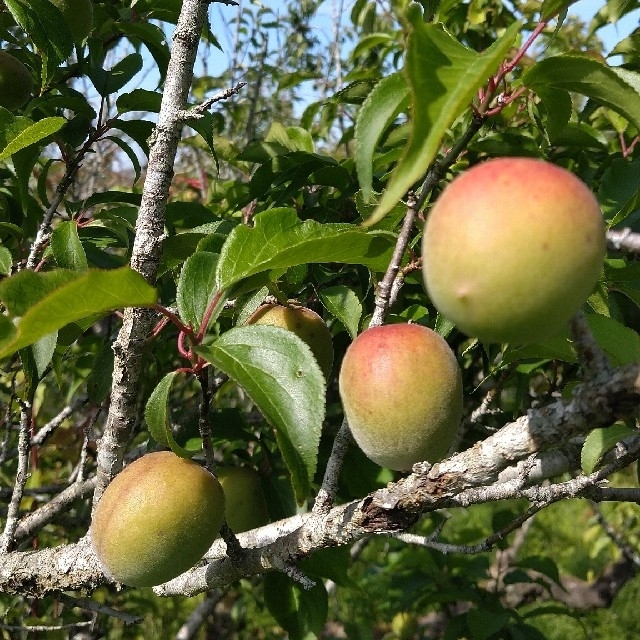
391,612,419,640
338,323,463,471
48,0,93,41
90,451,225,587
246,303,333,379
422,157,606,345
0,51,33,111
217,466,269,534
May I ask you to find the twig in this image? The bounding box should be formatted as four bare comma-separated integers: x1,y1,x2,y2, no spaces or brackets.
178,82,246,121
569,310,612,379
0,622,93,632
30,397,88,447
390,502,543,555
607,227,640,253
56,592,142,625
370,193,418,327
14,477,96,542
0,400,31,554
590,501,640,567
176,590,223,640
312,417,352,515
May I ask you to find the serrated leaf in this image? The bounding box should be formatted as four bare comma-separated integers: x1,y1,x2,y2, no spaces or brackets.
50,221,88,270
144,371,201,458
524,55,640,132
176,251,219,332
319,285,362,339
369,20,521,224
263,572,328,640
582,423,639,474
196,325,325,503
0,267,157,359
215,208,395,292
355,72,410,203
0,117,66,162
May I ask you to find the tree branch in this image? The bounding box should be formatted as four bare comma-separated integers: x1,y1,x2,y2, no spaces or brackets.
94,0,212,503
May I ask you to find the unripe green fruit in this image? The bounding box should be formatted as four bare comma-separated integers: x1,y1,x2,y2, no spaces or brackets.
391,612,419,640
48,0,93,41
0,51,33,111
422,157,606,344
90,451,225,587
338,324,463,471
246,303,333,379
217,467,269,533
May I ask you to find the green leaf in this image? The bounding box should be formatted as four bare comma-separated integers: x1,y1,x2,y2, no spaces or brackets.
263,572,328,640
196,325,326,503
581,423,638,475
524,55,640,132
176,252,219,332
117,22,170,84
116,89,162,114
540,0,578,20
144,372,201,458
215,209,396,292
598,157,640,222
370,20,521,224
0,117,66,162
319,285,362,339
355,72,410,203
586,313,640,366
0,267,157,359
50,221,88,270
4,0,73,85
86,340,115,404
0,246,12,276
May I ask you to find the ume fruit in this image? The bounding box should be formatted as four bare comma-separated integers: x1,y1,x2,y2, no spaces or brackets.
339,324,463,471
246,303,333,379
90,451,225,587
422,157,606,344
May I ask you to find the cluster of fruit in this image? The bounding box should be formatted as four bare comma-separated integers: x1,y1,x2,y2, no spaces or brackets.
91,157,605,587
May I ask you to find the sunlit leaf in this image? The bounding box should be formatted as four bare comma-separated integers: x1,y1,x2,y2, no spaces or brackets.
196,325,326,503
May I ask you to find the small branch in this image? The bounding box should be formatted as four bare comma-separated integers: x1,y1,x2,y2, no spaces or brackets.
390,502,543,555
176,590,223,640
0,622,93,632
415,112,485,214
56,592,142,625
177,82,246,121
30,397,88,447
14,477,96,542
607,227,640,253
312,417,353,515
196,368,216,472
590,502,640,567
370,193,418,327
569,310,612,379
0,400,31,554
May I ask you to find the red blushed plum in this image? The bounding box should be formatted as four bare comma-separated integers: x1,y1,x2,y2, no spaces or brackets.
338,323,463,471
422,157,606,345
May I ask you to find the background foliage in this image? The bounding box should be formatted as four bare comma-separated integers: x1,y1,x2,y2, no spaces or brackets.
2,0,640,638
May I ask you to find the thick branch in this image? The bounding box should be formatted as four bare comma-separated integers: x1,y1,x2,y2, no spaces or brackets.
94,0,212,502
2,363,639,596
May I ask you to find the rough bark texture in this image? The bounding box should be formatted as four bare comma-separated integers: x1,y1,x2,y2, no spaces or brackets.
93,0,211,502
